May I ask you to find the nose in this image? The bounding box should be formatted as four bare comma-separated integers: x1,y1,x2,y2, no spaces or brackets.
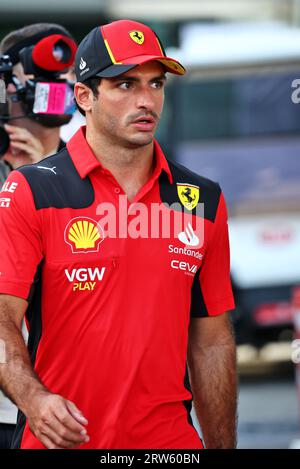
135,87,155,111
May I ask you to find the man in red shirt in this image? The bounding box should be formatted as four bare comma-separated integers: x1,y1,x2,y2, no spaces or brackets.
0,20,237,449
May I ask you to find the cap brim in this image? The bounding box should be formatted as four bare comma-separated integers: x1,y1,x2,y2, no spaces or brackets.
124,55,185,75
94,55,185,78
95,64,136,78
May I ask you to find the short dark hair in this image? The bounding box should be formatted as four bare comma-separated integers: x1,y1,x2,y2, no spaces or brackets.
76,76,102,116
0,23,74,54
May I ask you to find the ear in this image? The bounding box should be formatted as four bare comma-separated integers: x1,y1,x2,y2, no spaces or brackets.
74,82,93,114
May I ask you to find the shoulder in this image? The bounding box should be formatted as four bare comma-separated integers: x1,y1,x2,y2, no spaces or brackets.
168,159,221,194
15,148,94,210
161,159,222,222
17,147,71,178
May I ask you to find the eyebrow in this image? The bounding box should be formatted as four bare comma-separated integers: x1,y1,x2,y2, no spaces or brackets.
111,74,167,83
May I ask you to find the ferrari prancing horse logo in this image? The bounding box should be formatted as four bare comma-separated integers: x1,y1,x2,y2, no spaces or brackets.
129,30,145,45
177,183,200,211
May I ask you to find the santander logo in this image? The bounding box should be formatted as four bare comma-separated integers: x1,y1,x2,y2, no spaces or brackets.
79,57,87,70
178,222,200,247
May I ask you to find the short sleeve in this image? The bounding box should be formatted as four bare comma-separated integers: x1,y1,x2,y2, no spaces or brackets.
190,190,235,317
0,170,43,300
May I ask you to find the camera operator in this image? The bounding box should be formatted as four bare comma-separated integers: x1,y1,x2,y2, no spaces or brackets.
0,22,77,448
0,23,77,180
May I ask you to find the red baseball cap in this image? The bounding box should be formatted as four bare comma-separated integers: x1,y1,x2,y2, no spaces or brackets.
75,19,185,81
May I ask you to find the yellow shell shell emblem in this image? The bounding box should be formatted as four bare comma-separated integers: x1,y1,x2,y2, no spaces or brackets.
177,183,200,211
129,30,144,45
64,217,104,253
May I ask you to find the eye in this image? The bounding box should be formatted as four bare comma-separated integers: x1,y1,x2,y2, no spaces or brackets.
151,80,165,89
118,81,132,90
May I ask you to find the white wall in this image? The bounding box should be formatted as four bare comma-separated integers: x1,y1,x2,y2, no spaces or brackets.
107,0,293,22
0,0,106,13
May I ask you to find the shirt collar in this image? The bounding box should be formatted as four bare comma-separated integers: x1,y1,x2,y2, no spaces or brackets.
152,140,173,184
66,126,102,179
67,125,173,184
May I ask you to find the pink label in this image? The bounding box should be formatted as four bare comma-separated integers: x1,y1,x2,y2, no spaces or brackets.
33,82,75,115
46,83,67,114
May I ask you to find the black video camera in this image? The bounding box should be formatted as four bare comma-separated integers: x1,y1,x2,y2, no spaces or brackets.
0,54,14,156
0,31,77,156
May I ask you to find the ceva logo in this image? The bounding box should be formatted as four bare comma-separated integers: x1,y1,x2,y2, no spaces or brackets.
171,260,198,275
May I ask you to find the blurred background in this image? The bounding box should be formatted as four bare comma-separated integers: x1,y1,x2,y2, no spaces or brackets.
1,0,300,449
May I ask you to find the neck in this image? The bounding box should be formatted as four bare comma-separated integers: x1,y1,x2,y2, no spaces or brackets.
86,126,155,201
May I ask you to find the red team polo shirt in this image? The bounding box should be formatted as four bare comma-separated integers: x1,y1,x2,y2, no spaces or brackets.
0,127,234,449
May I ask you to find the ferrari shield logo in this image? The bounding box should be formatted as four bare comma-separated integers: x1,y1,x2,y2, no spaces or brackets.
177,183,200,211
129,30,144,45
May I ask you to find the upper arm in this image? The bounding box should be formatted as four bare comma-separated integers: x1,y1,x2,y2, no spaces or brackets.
0,294,28,329
188,313,235,358
0,170,43,300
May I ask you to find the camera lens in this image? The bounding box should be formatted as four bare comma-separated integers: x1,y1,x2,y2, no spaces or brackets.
53,45,64,62
52,39,72,64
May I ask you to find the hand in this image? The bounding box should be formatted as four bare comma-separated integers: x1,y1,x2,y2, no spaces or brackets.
3,124,45,168
25,390,90,449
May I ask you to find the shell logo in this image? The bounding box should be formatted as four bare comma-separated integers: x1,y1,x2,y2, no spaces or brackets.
64,217,104,253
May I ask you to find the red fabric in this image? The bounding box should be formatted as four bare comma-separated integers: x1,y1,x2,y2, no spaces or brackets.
32,34,76,71
102,21,162,63
101,20,184,75
199,192,235,316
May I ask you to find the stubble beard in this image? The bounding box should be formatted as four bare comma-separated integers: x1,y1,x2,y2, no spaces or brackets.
103,116,158,150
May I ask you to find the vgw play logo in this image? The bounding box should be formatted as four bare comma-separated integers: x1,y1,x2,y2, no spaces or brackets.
65,267,106,291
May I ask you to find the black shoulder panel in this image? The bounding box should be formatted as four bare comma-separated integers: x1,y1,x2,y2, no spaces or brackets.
159,160,221,222
17,148,94,210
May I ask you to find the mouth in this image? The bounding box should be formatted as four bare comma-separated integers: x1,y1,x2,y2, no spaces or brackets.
132,116,156,124
131,115,156,132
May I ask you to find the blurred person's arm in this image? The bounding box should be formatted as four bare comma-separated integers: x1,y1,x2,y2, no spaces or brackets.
0,294,89,449
187,312,237,449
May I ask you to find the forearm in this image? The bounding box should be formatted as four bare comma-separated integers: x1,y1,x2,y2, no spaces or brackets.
188,333,237,449
0,318,47,414
0,297,89,449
